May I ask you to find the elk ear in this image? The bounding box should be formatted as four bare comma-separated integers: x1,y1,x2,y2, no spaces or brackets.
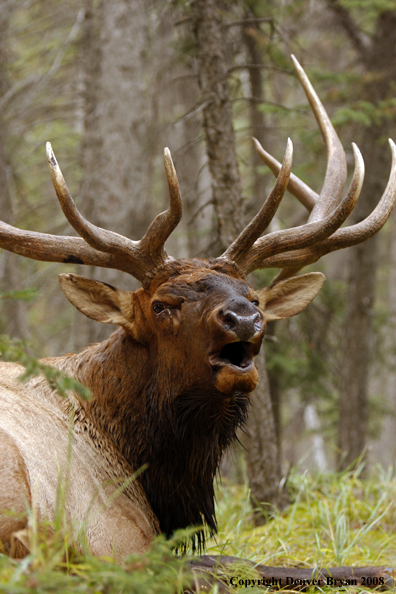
59,273,134,329
257,272,325,321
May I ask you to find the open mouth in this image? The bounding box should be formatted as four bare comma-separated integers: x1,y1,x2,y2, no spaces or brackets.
209,341,254,372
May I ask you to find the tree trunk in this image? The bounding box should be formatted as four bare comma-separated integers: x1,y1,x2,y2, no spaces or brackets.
74,0,158,349
371,217,396,465
192,0,244,251
243,349,288,523
242,18,287,512
335,9,396,469
192,0,286,517
0,2,29,340
241,17,268,212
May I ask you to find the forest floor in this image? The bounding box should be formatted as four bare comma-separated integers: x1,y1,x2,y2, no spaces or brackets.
0,466,395,593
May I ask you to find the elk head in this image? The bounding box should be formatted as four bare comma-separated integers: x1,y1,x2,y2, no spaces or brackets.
57,261,325,398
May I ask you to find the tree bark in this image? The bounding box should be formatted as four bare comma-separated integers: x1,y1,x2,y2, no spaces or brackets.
193,0,244,251
243,349,288,522
192,0,286,517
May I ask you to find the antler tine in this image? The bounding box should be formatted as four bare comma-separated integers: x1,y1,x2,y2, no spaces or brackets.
222,138,293,264
224,57,350,278
46,143,182,284
46,143,137,257
241,143,365,274
253,138,317,211
291,55,347,222
251,57,347,220
257,139,396,271
139,148,182,255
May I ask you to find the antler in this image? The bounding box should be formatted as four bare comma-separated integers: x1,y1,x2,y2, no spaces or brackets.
255,138,396,271
46,144,182,284
0,145,182,288
222,55,396,280
1,56,395,287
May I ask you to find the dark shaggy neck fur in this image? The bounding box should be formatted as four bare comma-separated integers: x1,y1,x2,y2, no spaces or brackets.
61,329,250,550
138,383,249,549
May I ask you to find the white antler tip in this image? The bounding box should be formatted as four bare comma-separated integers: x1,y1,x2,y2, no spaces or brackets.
350,144,365,188
285,137,293,157
388,139,396,164
351,142,363,160
290,54,301,70
283,138,293,170
163,147,177,177
46,141,57,167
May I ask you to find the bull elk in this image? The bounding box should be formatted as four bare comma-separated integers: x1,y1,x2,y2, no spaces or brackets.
0,56,395,586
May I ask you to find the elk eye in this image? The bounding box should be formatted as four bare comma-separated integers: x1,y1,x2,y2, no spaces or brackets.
153,302,167,314
252,298,260,307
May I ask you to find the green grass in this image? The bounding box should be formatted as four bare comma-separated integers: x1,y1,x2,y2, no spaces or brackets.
210,465,396,568
1,466,395,593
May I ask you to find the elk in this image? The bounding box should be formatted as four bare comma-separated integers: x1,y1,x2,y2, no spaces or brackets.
0,56,395,571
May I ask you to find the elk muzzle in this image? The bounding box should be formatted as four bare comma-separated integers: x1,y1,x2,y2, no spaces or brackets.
208,299,265,394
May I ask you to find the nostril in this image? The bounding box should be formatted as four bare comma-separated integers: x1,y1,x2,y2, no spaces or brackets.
218,310,238,330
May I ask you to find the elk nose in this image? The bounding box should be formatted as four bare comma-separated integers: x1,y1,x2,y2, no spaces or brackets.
217,309,263,341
